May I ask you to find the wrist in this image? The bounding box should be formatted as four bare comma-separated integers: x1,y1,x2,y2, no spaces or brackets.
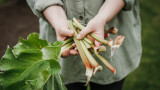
49,17,68,31
94,14,107,27
54,24,68,34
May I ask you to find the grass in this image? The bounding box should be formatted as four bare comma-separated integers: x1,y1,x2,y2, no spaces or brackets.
123,0,160,90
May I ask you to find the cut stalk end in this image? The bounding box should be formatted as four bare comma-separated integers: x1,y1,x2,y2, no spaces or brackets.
93,65,103,75
91,49,116,75
94,45,106,53
85,68,93,86
98,46,106,52
111,35,125,57
113,69,116,75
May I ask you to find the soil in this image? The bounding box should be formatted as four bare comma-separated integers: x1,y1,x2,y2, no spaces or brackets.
0,1,39,57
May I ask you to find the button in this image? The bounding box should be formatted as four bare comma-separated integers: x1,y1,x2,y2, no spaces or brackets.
79,16,83,20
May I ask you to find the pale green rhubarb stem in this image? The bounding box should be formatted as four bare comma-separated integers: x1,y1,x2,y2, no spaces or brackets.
82,40,91,49
73,20,102,72
90,34,113,47
74,39,93,86
73,21,95,45
92,45,106,54
73,18,113,47
69,20,102,74
87,34,95,43
77,28,93,45
91,49,116,75
76,26,106,53
60,41,74,55
83,37,106,54
68,20,93,86
80,40,103,75
62,38,73,46
83,37,93,45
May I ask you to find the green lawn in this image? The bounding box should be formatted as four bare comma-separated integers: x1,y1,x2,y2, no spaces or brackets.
123,0,160,90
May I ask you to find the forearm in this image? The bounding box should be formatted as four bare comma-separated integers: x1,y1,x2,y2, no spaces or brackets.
96,0,125,24
43,5,68,30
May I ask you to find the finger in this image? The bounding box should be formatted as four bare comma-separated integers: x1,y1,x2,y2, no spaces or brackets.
74,47,78,51
77,27,93,40
93,30,104,46
70,49,79,55
72,43,76,47
95,40,102,47
61,29,74,37
61,49,70,57
57,35,67,41
76,51,79,54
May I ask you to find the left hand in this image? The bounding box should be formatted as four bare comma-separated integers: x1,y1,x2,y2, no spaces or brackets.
76,16,106,46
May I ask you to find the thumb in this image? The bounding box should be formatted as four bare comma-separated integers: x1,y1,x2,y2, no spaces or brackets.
61,29,74,37
77,28,92,40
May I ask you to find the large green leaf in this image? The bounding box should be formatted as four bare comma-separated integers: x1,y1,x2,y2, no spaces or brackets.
54,74,67,90
43,74,67,90
0,33,64,90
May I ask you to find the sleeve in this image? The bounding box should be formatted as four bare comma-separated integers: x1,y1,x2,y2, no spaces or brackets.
123,0,135,11
26,0,64,18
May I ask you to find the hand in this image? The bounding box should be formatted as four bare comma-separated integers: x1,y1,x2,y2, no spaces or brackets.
43,5,78,57
55,25,74,41
77,16,106,46
55,24,79,57
76,0,125,45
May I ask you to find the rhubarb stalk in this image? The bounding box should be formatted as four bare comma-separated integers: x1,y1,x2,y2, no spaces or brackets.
62,38,73,46
60,41,74,55
69,20,102,74
80,40,103,75
74,39,93,86
68,20,93,85
91,49,116,75
82,40,91,49
76,25,93,45
73,18,113,47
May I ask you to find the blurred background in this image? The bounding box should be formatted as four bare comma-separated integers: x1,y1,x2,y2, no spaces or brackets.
0,0,160,90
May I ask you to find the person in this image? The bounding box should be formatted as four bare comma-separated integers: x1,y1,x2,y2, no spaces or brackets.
27,0,142,90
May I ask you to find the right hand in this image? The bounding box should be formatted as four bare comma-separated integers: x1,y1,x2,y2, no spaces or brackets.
55,26,79,57
43,5,79,57
55,26,74,41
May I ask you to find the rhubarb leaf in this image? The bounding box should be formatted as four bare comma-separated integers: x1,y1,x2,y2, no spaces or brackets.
54,74,67,90
0,33,64,90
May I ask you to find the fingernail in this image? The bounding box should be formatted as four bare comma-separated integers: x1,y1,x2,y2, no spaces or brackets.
77,34,81,39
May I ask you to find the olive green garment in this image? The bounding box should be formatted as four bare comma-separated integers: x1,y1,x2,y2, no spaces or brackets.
27,0,142,85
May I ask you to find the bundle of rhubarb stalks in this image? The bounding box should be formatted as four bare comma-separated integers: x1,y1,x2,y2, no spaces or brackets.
61,18,125,85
